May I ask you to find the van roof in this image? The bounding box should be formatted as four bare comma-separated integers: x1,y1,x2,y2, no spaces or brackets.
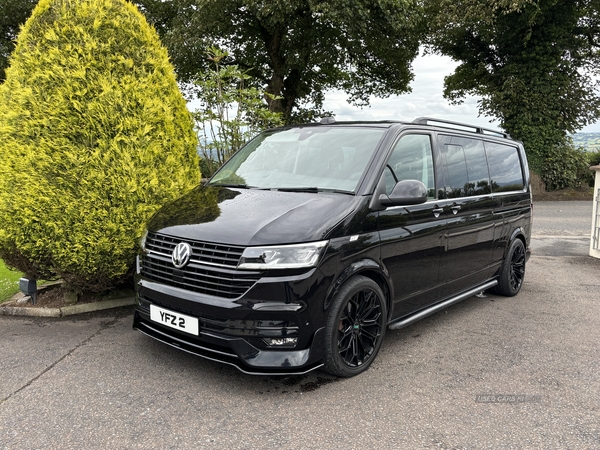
276,117,516,143
287,117,512,139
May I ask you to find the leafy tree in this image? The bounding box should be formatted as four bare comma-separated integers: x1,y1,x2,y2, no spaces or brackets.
0,0,37,82
195,48,284,177
0,0,199,292
425,0,600,176
136,0,423,122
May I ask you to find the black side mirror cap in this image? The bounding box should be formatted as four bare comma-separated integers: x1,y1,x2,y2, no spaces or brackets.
379,180,428,207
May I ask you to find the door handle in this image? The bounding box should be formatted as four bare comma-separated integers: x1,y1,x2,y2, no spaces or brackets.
432,207,443,218
451,205,461,215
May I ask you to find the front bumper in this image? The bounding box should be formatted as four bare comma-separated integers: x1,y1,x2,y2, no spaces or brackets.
133,270,330,375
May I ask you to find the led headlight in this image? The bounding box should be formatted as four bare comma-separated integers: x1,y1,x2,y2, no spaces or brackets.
238,241,328,270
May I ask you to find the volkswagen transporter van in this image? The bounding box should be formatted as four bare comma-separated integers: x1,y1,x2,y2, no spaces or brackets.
133,117,532,377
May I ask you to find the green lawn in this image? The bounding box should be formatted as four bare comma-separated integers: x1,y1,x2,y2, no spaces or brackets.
0,259,23,303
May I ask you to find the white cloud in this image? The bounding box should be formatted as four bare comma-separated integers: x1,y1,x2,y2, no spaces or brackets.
322,52,600,133
187,52,600,133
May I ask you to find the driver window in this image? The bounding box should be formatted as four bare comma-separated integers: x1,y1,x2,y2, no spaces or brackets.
385,134,435,197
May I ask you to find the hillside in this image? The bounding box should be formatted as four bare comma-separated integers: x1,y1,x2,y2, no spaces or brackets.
572,132,600,151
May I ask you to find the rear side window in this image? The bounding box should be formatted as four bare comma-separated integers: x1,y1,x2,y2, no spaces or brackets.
484,142,525,192
439,135,491,198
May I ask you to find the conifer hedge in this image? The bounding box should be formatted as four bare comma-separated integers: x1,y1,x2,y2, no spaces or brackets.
0,0,199,292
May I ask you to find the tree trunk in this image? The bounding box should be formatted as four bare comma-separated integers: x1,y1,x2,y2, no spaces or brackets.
260,24,297,123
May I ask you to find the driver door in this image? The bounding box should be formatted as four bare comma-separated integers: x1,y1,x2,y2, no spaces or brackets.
378,133,446,320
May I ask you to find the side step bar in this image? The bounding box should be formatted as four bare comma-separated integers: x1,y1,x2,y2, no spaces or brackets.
388,280,498,331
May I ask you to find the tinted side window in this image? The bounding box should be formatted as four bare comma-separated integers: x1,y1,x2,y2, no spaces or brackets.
484,142,524,192
385,134,435,198
440,135,491,198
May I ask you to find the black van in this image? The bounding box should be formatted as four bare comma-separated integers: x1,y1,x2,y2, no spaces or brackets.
133,118,532,377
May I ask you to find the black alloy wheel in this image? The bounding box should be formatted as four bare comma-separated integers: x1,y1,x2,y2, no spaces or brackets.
323,275,387,377
493,238,526,297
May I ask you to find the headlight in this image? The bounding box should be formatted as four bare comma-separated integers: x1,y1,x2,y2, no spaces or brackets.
238,241,328,270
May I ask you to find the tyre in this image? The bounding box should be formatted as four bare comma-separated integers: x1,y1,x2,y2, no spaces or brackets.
323,275,387,377
493,238,526,297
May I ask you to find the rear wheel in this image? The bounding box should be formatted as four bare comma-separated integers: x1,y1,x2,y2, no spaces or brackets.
493,238,526,296
323,275,387,377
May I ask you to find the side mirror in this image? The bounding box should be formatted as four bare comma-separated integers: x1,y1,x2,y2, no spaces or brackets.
379,180,428,207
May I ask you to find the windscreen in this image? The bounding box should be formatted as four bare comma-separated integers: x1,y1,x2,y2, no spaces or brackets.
208,126,386,192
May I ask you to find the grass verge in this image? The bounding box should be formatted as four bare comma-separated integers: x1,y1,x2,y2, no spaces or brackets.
0,259,23,303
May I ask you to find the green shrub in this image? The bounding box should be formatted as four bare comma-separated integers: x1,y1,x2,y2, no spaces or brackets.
540,142,589,191
589,150,600,168
0,0,199,292
581,150,600,187
199,157,221,180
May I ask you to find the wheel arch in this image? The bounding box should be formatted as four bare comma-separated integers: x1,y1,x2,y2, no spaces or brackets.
492,230,527,297
507,227,528,255
492,228,528,279
324,259,393,322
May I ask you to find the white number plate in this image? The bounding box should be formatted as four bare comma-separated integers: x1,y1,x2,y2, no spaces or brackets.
150,304,199,336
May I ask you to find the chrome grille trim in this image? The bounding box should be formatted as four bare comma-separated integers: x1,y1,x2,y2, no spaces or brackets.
145,231,245,268
141,232,261,299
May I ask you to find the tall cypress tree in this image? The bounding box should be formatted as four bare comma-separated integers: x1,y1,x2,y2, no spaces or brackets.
0,0,199,292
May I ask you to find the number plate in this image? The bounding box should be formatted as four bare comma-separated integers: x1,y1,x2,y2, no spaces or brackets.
150,304,199,336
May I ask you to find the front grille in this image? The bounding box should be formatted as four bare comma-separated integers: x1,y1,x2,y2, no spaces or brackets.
141,232,261,298
145,231,244,267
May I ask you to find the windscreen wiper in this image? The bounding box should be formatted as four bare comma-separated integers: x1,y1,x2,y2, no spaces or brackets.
276,187,319,192
209,183,257,189
275,187,354,195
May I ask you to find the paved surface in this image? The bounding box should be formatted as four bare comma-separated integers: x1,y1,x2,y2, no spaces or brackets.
1,201,599,449
532,201,593,257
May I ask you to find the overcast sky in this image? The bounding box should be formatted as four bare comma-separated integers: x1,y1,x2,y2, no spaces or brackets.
321,52,600,134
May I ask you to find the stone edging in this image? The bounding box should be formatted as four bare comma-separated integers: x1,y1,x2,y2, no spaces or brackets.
0,297,136,317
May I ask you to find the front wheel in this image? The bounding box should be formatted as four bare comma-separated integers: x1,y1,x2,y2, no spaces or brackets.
493,238,526,297
323,275,387,377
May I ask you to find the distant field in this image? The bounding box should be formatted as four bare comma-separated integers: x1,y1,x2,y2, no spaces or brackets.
572,132,600,151
0,259,22,303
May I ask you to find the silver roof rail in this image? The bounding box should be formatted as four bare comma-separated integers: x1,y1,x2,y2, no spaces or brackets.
412,117,511,139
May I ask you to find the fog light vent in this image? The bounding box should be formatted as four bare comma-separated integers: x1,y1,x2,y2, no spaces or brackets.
263,337,298,347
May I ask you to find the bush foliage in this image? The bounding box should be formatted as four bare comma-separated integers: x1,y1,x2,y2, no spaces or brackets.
0,0,199,292
194,48,283,178
583,150,600,187
539,142,590,191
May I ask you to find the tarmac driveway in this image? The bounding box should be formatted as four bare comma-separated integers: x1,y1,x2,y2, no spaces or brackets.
1,201,599,449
